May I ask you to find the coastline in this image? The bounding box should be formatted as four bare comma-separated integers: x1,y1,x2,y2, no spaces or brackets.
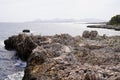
4,31,120,80
87,25,120,31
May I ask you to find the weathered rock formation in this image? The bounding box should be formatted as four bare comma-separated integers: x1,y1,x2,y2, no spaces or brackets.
4,31,120,80
82,30,90,38
82,30,98,39
4,34,37,61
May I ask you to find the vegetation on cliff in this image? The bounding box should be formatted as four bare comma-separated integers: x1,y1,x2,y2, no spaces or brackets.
107,15,120,25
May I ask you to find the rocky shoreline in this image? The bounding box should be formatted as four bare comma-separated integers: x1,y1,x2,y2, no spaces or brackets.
4,31,120,80
87,25,120,31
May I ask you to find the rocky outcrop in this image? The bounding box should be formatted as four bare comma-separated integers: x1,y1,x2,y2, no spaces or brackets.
4,35,17,50
82,30,98,39
4,34,37,61
82,30,90,38
90,30,98,39
113,46,120,52
4,32,120,80
23,29,30,33
87,25,120,31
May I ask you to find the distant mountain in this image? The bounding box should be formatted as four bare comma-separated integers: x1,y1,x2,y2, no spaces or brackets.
27,18,106,23
28,19,76,23
78,18,106,23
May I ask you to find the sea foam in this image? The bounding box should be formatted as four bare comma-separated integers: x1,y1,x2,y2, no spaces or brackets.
4,71,24,80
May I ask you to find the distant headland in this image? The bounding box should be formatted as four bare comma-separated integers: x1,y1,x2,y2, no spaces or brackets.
87,15,120,31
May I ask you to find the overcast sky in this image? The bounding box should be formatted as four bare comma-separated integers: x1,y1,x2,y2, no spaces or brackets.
0,0,120,22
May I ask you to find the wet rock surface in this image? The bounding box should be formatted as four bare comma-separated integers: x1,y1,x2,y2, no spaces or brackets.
4,31,120,80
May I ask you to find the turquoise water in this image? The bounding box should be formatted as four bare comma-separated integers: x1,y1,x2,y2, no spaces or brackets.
0,22,119,80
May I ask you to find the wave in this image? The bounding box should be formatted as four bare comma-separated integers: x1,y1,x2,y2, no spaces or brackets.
0,40,25,80
14,60,26,68
4,71,24,80
0,40,4,47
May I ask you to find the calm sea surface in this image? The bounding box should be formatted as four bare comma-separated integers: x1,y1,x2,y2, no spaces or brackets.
0,23,120,80
0,23,120,39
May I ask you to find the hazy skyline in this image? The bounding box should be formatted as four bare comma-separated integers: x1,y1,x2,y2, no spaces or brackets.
0,0,120,22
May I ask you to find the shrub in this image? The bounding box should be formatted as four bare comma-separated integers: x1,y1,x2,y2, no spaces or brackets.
107,15,120,25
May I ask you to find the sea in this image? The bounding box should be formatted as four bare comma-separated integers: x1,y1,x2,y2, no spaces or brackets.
0,22,120,80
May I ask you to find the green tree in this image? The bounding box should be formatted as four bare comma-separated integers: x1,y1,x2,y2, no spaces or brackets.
107,15,120,25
